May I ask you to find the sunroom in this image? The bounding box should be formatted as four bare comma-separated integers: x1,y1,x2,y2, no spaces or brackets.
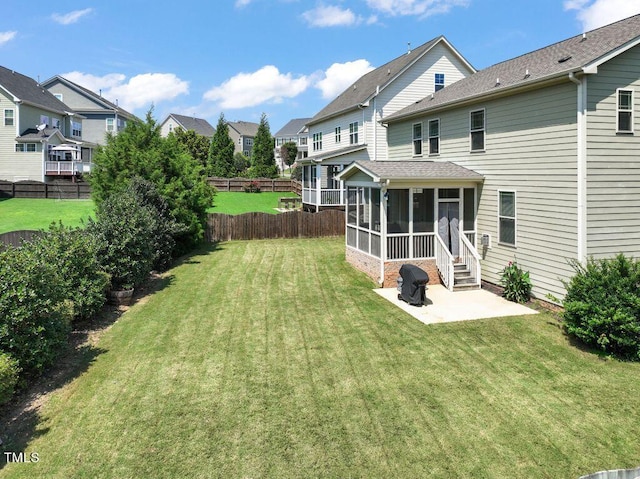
337,161,484,291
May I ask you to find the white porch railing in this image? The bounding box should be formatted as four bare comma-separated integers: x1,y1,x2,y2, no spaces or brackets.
320,188,343,206
435,234,455,291
45,161,82,175
302,188,317,205
460,234,481,288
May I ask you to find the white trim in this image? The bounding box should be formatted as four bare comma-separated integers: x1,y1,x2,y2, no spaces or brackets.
497,189,517,247
576,77,588,264
428,118,440,155
412,121,423,157
616,88,634,134
469,108,485,152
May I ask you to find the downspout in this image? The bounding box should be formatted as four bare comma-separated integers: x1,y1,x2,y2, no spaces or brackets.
379,179,390,286
569,72,588,264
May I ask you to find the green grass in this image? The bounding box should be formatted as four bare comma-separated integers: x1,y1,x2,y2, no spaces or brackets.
2,238,640,478
208,191,299,215
0,198,95,234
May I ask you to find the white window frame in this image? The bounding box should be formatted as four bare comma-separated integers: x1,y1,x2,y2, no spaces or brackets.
349,122,358,144
54,93,63,102
435,73,445,92
498,190,516,247
470,109,485,152
412,122,423,156
313,132,322,151
72,121,82,137
617,88,634,133
428,119,440,155
106,118,115,132
4,109,14,126
335,126,341,143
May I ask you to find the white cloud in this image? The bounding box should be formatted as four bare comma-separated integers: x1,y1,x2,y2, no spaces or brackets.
0,31,17,46
315,59,375,99
61,71,189,111
203,65,310,109
564,0,640,31
302,4,364,27
235,0,252,7
365,0,469,18
52,8,94,25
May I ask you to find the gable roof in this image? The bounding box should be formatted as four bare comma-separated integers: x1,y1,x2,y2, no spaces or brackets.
338,160,483,182
274,118,311,137
0,66,72,115
385,13,640,123
227,120,260,137
165,113,215,137
308,36,475,126
42,75,136,120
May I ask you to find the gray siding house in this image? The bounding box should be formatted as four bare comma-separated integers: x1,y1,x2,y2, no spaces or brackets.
0,66,93,182
227,120,260,157
273,117,310,171
301,36,475,211
339,14,640,301
42,75,136,146
160,113,215,138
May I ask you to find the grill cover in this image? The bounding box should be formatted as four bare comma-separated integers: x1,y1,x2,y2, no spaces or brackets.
398,264,429,306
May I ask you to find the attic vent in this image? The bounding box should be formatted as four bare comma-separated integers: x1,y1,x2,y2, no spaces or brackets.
525,69,530,78
558,55,572,63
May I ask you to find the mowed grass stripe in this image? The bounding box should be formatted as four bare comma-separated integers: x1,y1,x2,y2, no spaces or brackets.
2,238,640,478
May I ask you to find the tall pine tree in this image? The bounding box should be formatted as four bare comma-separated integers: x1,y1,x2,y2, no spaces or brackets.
208,113,235,177
250,113,278,178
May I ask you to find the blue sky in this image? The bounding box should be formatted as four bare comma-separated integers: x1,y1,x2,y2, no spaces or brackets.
2,0,640,133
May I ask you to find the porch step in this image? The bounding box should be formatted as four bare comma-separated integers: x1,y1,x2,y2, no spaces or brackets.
453,262,480,291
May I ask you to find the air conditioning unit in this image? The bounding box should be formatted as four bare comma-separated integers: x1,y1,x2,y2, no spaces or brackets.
481,233,491,248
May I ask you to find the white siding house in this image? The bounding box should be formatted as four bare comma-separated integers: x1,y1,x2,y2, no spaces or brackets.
301,37,475,211
340,14,640,302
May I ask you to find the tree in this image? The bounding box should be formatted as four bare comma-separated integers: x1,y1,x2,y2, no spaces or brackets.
89,109,215,253
172,127,211,168
233,152,251,177
208,113,235,177
250,113,279,178
280,141,298,171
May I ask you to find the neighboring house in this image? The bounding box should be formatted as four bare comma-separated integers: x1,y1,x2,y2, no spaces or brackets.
300,37,475,211
227,120,260,157
0,66,94,182
160,113,215,138
339,14,640,302
42,75,136,146
273,117,310,171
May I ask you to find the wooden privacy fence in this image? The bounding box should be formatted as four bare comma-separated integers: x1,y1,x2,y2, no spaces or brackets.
208,177,302,194
0,181,91,199
206,210,344,242
0,230,39,248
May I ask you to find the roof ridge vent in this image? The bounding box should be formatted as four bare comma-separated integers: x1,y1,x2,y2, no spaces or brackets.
581,32,587,41
525,68,530,78
407,42,411,54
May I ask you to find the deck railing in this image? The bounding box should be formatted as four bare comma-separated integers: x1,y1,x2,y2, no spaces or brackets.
435,234,454,291
460,234,481,288
45,161,82,175
320,188,343,206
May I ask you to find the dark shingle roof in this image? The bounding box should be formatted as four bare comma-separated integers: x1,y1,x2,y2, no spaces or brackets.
42,75,137,120
341,161,483,182
169,113,215,137
274,118,311,137
0,66,71,114
386,14,640,122
228,120,260,137
309,36,472,125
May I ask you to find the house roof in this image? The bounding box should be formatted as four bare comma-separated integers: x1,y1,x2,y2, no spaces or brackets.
274,118,311,137
166,113,215,137
308,36,475,126
385,13,640,123
228,120,260,137
41,75,136,120
17,127,98,147
0,66,72,115
338,160,484,182
303,144,368,164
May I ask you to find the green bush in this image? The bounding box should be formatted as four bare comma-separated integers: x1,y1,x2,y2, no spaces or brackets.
0,244,72,376
89,186,158,290
499,261,532,303
0,352,19,405
31,223,110,320
563,254,640,360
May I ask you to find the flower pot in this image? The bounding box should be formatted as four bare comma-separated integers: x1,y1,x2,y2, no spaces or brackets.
108,288,134,306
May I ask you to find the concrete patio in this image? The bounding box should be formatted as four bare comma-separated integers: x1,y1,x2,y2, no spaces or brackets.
374,284,538,325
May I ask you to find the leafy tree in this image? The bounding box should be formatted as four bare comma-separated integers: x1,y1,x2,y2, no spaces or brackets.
89,110,214,253
172,127,211,167
250,113,279,178
280,141,298,170
208,113,235,177
233,152,251,177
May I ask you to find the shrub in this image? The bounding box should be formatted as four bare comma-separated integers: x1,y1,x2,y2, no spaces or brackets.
0,352,19,405
563,254,640,360
499,261,532,303
30,223,110,320
243,180,261,193
0,244,72,376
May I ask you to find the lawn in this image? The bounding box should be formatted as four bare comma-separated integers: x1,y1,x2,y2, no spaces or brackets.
0,198,95,234
1,238,640,478
207,191,299,215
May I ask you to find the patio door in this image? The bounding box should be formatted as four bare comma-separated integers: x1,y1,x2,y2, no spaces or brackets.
438,201,460,256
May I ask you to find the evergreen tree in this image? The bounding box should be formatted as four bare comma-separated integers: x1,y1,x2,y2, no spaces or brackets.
250,113,278,178
208,113,235,177
172,127,211,168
